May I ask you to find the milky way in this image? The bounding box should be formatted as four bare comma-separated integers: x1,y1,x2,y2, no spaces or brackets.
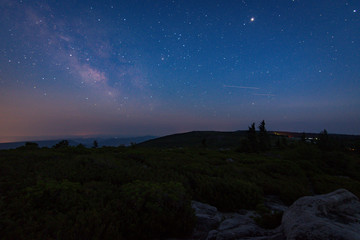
1,0,359,142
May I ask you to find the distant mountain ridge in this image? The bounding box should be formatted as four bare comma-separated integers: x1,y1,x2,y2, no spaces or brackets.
0,136,156,150
138,130,360,148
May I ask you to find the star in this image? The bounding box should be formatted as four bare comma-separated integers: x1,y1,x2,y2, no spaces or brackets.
0,0,358,139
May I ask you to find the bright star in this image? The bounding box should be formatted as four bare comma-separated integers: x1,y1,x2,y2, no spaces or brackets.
250,17,255,22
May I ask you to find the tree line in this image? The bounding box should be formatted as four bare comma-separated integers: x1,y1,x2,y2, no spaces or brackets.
240,120,271,152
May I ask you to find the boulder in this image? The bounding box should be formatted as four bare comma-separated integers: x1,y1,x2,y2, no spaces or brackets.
179,189,360,240
211,212,267,240
282,188,360,240
191,201,223,239
189,202,284,240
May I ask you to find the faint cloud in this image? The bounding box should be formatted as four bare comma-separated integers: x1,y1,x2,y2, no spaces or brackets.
59,35,71,42
223,85,260,90
253,93,276,97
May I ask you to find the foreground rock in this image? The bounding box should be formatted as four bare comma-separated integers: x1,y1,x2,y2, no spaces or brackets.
189,201,285,240
177,189,360,240
191,201,223,239
282,188,360,240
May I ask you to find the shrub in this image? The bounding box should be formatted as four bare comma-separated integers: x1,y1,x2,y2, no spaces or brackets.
118,180,195,239
192,175,262,211
53,140,69,149
255,211,283,229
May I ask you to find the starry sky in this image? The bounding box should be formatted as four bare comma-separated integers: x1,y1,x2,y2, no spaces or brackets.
1,0,360,142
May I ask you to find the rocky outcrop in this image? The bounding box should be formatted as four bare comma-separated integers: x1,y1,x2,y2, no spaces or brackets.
182,189,360,240
282,188,360,240
191,201,223,239
206,212,284,240
189,201,285,240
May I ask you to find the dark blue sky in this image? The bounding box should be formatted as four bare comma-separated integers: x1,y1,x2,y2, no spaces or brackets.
1,0,359,142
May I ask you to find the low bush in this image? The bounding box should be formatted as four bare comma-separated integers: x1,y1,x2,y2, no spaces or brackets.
1,143,359,239
191,175,262,211
118,180,195,239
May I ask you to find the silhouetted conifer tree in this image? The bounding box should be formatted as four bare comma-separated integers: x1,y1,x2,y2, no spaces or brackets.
247,122,258,152
258,120,270,151
318,129,331,150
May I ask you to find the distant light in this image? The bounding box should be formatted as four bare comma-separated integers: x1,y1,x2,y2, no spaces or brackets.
354,10,357,13
250,17,255,22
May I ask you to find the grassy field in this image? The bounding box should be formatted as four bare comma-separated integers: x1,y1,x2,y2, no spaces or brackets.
1,135,360,239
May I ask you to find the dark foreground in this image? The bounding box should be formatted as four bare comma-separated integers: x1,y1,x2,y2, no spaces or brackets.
1,140,360,239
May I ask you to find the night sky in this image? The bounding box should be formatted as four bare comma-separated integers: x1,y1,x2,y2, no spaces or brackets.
1,0,360,142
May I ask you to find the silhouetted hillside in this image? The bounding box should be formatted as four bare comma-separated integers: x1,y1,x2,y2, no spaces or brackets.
138,130,360,149
138,131,248,148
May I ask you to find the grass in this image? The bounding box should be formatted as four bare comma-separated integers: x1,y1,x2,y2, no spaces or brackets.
0,141,360,239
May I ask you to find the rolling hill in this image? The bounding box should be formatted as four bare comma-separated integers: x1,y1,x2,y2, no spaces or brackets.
138,131,248,148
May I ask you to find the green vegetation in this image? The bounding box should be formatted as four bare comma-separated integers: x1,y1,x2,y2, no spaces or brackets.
0,130,360,239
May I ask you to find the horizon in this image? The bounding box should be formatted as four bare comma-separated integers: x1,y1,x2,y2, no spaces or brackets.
1,127,359,144
1,1,360,140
